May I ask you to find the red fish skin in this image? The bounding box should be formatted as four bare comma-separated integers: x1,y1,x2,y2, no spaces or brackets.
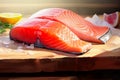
10,18,92,54
29,8,109,43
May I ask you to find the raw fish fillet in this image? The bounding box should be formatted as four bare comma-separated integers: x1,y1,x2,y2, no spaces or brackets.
10,18,92,54
30,8,110,43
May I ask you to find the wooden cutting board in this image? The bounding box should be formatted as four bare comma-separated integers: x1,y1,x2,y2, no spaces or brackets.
0,29,120,72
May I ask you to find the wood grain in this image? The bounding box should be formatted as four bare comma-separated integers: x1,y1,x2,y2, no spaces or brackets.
0,29,120,72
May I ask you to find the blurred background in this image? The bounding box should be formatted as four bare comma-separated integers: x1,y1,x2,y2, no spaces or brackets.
0,0,120,17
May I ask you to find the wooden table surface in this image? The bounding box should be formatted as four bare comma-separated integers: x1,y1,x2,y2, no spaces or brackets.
0,28,120,73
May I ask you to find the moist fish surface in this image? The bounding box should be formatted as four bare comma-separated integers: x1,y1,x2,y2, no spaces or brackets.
30,8,110,43
10,18,92,54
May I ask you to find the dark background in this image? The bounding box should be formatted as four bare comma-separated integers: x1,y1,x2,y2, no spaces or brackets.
0,0,120,16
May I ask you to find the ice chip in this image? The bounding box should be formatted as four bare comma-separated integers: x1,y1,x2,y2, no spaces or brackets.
25,44,34,49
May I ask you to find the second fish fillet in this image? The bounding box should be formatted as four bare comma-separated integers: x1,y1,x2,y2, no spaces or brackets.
30,8,111,43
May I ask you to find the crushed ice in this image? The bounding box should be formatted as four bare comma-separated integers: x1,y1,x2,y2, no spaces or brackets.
0,37,14,48
85,14,120,36
25,44,34,49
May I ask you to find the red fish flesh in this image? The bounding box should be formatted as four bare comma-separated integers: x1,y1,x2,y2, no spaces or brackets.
10,18,92,54
30,8,111,43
